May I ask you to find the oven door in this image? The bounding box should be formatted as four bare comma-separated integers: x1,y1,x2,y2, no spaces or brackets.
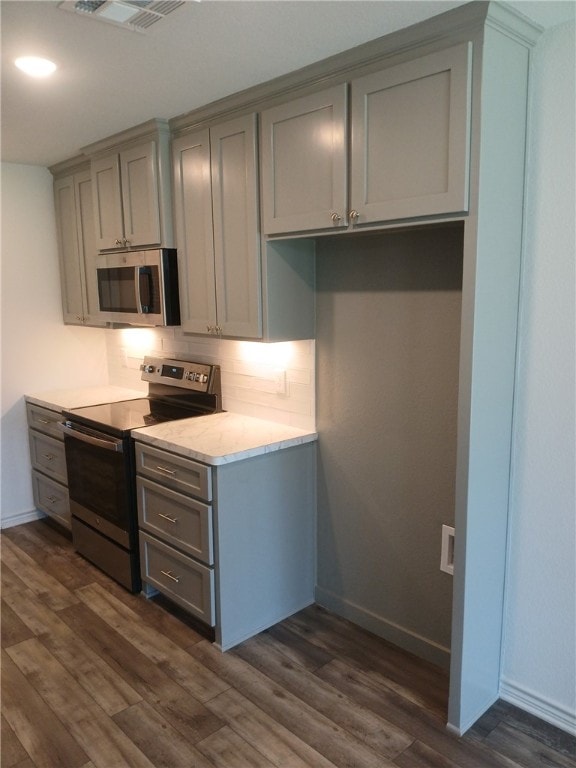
61,421,135,548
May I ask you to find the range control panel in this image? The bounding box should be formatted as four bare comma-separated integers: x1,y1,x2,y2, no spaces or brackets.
140,356,220,394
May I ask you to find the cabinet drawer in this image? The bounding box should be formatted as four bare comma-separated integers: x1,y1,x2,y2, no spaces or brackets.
29,431,67,484
137,477,213,565
139,532,215,625
26,403,63,440
31,471,70,530
135,443,212,501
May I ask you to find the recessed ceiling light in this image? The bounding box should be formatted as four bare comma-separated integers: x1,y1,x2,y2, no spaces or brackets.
15,56,57,78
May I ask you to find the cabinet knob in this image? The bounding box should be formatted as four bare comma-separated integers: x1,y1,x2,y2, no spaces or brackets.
115,239,123,246
123,238,130,247
331,212,342,223
349,210,360,222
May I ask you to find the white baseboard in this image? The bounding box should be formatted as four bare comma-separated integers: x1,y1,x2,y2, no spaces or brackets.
500,677,576,736
315,586,451,670
1,508,44,530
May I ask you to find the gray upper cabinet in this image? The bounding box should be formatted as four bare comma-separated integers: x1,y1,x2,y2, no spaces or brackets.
260,85,348,235
52,162,104,326
350,43,471,223
172,128,217,334
173,113,315,340
84,119,173,251
173,114,261,338
261,42,471,235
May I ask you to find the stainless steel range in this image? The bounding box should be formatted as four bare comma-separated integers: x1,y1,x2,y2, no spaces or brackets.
60,357,222,592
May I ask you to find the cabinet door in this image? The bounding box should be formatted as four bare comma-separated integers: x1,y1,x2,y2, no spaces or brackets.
261,84,348,234
350,43,471,223
53,175,86,324
172,130,217,333
92,153,124,250
74,170,105,325
120,141,161,248
211,114,261,338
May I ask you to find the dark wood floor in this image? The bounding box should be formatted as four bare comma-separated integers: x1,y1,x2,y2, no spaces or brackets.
2,520,575,768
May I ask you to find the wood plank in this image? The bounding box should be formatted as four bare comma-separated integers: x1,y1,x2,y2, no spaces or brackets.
265,622,335,671
0,534,78,610
1,649,89,768
2,564,141,716
234,631,413,759
206,687,339,768
482,722,576,768
58,602,224,743
6,638,157,768
113,700,216,767
468,700,576,759
285,605,449,716
75,582,229,702
190,639,397,768
2,521,109,591
317,659,524,768
394,740,465,768
196,724,276,768
0,600,34,648
1,713,31,768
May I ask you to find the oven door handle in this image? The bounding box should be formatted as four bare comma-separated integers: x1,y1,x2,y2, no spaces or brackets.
59,422,124,453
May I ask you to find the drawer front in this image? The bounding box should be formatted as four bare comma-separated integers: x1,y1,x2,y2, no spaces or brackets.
135,443,212,501
137,477,213,565
31,470,70,529
29,431,67,484
139,532,215,625
26,403,63,440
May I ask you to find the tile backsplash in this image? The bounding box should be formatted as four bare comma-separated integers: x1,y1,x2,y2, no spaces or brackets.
105,327,316,431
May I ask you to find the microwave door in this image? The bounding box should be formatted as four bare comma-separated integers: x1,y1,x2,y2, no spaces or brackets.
98,266,139,314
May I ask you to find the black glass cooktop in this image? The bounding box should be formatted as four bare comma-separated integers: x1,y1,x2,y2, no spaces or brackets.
63,398,208,437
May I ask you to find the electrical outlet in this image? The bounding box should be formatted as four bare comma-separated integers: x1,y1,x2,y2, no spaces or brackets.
440,524,455,575
274,368,287,395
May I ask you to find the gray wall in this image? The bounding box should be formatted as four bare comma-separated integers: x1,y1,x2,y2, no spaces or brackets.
315,225,463,666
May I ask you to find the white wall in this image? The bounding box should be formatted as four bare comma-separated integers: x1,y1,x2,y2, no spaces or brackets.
0,163,109,527
501,20,576,734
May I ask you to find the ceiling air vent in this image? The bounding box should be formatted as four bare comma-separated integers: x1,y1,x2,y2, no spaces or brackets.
58,0,188,33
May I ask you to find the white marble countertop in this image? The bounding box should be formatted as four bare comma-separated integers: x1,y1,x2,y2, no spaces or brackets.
132,411,317,466
25,385,145,412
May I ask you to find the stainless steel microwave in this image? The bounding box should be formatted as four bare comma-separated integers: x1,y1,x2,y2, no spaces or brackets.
95,248,180,326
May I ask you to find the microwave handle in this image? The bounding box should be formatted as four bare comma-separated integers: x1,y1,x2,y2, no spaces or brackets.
136,266,153,314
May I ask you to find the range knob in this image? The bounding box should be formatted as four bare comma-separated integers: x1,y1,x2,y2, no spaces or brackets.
142,364,155,374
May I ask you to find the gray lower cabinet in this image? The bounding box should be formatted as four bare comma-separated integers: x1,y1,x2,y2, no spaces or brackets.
135,439,316,650
261,42,471,234
26,403,70,530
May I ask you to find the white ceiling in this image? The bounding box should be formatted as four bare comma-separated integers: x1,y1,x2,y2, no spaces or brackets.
1,0,574,168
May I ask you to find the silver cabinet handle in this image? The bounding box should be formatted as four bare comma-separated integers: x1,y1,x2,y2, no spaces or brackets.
37,418,50,425
160,569,180,583
331,212,342,223
156,465,176,476
42,453,55,461
47,495,58,504
158,513,177,524
349,210,360,222
115,239,123,246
